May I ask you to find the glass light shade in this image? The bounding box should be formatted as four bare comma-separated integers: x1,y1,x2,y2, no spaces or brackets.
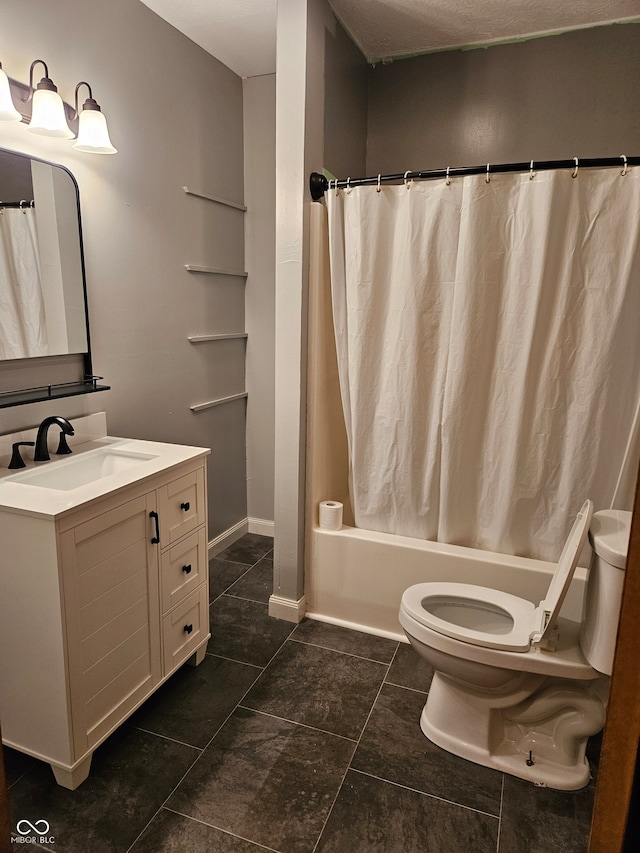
0,67,21,121
72,108,117,154
27,87,73,138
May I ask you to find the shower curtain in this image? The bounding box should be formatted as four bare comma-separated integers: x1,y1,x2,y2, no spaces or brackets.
0,207,48,360
327,167,640,561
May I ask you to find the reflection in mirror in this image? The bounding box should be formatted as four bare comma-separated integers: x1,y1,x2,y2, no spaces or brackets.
0,148,88,361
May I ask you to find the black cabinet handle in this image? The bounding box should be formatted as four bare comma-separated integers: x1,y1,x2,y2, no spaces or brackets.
182,564,192,574
180,501,190,512
149,511,160,544
184,623,193,634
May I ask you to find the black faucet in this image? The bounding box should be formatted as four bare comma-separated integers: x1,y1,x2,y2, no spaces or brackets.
34,416,75,462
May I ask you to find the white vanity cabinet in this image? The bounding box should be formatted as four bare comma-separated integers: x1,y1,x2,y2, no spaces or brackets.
0,447,209,790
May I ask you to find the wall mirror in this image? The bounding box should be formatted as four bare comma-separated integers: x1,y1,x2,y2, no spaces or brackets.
0,147,108,407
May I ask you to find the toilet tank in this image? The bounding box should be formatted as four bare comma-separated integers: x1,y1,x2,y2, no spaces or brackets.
579,509,632,676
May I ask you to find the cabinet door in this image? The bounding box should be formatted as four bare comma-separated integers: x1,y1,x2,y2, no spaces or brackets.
157,466,206,546
59,493,162,756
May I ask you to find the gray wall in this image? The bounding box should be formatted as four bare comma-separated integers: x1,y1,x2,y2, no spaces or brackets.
0,0,247,538
244,73,276,526
366,24,640,173
323,22,368,180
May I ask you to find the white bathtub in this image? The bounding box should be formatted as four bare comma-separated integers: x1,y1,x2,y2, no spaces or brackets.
305,524,587,642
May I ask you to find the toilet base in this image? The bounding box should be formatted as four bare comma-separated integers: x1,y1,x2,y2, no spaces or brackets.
421,671,605,790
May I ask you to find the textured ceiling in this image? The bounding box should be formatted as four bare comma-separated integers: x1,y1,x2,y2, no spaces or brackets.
140,0,639,77
330,0,640,62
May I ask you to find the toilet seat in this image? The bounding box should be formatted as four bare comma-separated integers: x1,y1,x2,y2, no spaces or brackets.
401,583,536,651
400,500,593,654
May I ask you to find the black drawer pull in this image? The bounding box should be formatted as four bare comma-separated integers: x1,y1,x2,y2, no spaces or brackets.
184,623,193,634
149,511,160,544
180,501,190,512
182,564,192,574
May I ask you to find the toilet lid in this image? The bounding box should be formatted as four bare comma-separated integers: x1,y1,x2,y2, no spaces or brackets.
531,498,593,646
400,499,593,652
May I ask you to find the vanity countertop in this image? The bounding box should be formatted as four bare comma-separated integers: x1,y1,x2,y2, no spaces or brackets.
0,435,210,519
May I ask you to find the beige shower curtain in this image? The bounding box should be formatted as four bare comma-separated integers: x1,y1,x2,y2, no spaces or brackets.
326,167,640,561
0,207,47,359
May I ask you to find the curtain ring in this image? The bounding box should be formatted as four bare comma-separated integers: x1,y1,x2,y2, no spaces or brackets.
529,160,536,180
19,199,27,212
445,166,451,186
485,164,491,183
376,174,382,193
621,155,628,176
404,170,412,188
335,179,339,197
572,157,579,179
345,177,352,194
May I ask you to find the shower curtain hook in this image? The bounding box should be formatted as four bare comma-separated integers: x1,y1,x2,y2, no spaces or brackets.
19,200,27,212
377,174,382,193
404,170,412,188
335,179,339,197
345,177,352,194
529,160,536,180
572,157,579,179
621,155,628,176
446,166,451,186
485,164,491,183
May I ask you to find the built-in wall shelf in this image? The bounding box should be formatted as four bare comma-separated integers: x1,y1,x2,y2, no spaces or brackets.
185,264,248,279
188,334,248,344
183,186,247,212
190,392,248,413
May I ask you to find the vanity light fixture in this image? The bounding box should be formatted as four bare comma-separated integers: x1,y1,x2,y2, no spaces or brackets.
0,58,117,154
72,82,117,154
23,60,74,138
0,61,22,122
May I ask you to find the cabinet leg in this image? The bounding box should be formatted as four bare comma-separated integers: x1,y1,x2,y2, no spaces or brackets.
51,755,92,790
187,642,208,667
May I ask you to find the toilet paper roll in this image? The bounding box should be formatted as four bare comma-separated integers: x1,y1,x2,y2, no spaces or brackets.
319,500,343,531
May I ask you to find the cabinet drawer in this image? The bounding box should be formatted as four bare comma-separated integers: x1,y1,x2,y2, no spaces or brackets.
158,467,206,546
161,527,207,613
162,587,209,674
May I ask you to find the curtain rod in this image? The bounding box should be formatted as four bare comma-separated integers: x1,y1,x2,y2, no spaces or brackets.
309,156,640,200
0,200,34,209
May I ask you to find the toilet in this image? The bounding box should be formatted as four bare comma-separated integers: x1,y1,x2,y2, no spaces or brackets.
399,500,631,790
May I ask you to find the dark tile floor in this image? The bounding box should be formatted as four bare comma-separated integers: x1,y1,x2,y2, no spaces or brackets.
4,533,598,852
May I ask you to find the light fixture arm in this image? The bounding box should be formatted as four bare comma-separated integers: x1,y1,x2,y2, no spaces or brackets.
24,59,56,102
74,81,101,118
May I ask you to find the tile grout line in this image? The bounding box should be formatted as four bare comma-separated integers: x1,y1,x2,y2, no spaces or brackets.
124,745,211,853
288,635,398,666
124,616,279,853
310,641,400,853
124,606,297,851
124,655,266,853
161,806,281,852
496,773,505,852
204,649,264,670
349,766,502,821
235,704,360,743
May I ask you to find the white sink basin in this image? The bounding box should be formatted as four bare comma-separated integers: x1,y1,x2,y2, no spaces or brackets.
7,448,159,491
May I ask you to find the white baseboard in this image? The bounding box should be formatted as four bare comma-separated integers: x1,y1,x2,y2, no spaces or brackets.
208,519,249,558
248,517,274,537
268,594,306,623
208,516,274,558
